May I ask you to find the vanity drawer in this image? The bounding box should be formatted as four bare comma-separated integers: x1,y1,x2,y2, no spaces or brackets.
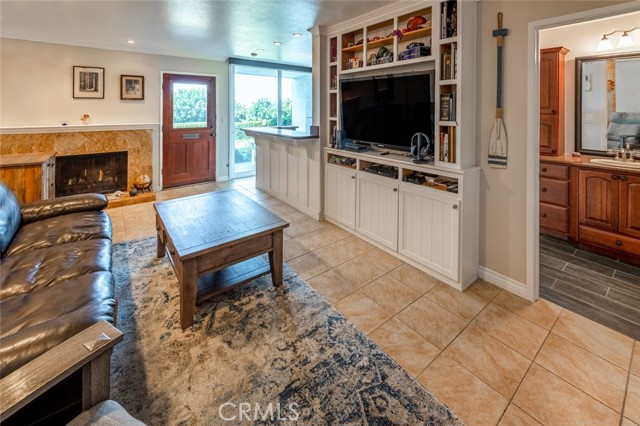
579,225,640,255
540,203,568,233
540,163,569,180
540,178,569,206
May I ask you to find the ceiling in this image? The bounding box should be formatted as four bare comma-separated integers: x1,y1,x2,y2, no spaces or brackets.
0,0,397,67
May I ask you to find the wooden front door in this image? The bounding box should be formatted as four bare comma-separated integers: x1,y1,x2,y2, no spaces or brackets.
162,74,216,188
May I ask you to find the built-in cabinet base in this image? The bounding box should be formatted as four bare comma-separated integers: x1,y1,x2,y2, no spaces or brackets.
324,148,479,289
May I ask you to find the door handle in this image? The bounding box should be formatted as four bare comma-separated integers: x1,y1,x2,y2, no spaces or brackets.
541,187,547,192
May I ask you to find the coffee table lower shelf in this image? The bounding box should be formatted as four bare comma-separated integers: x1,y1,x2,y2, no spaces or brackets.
195,256,271,304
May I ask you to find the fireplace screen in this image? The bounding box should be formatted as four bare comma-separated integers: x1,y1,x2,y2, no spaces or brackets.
56,152,128,196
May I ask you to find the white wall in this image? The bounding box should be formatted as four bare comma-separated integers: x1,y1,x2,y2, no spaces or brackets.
0,38,231,181
539,11,640,154
476,1,629,285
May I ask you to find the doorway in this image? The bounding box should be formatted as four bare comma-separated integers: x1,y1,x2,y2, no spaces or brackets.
530,6,640,340
162,74,216,188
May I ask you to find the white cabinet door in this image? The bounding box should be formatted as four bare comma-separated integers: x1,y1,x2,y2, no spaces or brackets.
254,137,270,191
399,184,460,280
325,164,356,228
356,172,399,250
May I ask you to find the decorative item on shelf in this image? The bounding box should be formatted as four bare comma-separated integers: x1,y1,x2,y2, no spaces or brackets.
388,29,404,41
407,15,427,32
129,186,138,197
133,174,152,192
399,42,431,61
80,113,90,125
346,58,363,69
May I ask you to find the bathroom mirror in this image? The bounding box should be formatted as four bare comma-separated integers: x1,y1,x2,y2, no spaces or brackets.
575,52,640,154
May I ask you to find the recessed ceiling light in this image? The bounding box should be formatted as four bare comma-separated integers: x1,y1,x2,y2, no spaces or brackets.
273,41,282,46
293,33,302,38
127,40,136,44
256,48,264,52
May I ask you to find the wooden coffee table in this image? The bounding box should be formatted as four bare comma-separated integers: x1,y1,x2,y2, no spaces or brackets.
154,190,289,329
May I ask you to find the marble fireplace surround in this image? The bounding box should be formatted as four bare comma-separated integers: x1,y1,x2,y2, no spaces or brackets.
0,124,160,192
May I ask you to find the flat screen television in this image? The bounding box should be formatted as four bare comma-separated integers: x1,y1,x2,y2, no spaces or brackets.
340,71,434,152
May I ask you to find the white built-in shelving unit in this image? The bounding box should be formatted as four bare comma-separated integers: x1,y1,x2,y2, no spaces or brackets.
319,0,479,289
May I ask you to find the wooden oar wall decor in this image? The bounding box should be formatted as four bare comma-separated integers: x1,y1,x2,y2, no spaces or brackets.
489,12,509,168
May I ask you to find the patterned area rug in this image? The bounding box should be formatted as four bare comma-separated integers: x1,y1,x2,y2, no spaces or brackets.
111,237,463,426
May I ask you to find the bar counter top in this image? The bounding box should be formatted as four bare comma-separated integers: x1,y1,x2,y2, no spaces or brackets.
243,127,319,140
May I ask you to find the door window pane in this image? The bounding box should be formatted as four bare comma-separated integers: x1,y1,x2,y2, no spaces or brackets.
173,83,208,129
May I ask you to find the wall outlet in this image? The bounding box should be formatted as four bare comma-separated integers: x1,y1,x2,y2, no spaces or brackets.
584,113,594,123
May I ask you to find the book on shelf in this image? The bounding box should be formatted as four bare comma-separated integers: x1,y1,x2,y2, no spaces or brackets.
451,42,458,79
441,44,457,80
440,0,458,39
439,93,456,121
439,126,456,163
441,53,452,80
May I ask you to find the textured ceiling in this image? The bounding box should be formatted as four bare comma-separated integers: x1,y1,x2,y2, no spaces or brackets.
0,0,397,66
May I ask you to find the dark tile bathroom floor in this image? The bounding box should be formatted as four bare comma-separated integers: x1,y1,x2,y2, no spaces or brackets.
539,234,640,340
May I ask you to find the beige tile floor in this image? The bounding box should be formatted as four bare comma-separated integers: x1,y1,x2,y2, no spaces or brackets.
108,178,640,426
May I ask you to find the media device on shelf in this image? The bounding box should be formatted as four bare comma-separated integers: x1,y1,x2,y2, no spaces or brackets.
340,71,435,153
410,132,433,163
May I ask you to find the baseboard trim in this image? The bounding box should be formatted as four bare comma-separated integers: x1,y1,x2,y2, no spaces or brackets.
478,266,531,301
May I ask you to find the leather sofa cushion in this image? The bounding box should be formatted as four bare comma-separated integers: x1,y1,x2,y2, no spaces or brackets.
0,183,21,257
0,271,115,378
0,238,112,300
20,193,108,225
4,211,111,257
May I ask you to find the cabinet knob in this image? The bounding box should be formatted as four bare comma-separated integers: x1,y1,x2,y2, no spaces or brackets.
615,240,623,246
541,167,547,172
620,175,628,181
551,148,556,153
393,187,398,192
351,175,356,179
541,187,547,192
452,204,458,209
541,213,547,217
612,174,620,180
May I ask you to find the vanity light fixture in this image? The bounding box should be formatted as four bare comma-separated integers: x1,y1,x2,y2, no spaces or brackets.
597,26,640,51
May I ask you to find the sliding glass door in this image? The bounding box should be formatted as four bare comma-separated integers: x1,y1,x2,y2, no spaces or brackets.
229,62,312,179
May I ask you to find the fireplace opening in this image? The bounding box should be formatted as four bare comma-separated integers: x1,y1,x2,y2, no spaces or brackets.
55,152,128,197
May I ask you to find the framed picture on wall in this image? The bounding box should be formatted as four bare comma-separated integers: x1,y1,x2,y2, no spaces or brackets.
120,75,144,100
73,66,104,99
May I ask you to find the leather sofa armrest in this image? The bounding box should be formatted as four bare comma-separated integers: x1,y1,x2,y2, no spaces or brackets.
20,193,109,225
0,321,123,421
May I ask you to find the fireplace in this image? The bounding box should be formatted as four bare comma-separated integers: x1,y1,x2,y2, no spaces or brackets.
56,152,128,196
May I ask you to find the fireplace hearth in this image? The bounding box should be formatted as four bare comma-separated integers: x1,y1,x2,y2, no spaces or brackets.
56,152,127,196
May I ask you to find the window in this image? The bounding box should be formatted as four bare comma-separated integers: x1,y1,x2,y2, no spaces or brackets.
229,61,312,178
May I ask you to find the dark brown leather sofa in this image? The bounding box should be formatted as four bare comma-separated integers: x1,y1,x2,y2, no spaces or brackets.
0,182,116,379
